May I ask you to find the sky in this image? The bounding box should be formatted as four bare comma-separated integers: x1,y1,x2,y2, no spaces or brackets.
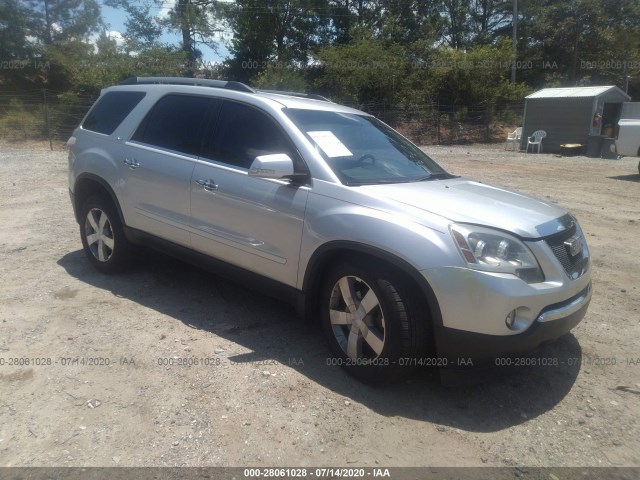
99,1,230,63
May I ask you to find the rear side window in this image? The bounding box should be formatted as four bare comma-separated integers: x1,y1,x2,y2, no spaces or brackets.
82,91,145,135
132,94,214,156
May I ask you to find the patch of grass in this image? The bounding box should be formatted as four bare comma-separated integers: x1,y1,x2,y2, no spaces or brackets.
0,99,47,141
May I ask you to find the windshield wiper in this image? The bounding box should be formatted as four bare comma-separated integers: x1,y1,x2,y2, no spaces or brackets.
372,179,408,184
346,173,457,186
419,172,457,181
346,179,408,186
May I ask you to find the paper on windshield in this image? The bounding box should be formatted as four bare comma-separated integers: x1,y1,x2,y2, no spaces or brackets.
307,131,353,158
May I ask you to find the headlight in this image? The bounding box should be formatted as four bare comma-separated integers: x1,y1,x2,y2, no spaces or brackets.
449,224,544,283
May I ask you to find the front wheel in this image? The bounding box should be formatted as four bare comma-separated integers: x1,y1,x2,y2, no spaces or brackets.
79,195,131,273
321,260,429,383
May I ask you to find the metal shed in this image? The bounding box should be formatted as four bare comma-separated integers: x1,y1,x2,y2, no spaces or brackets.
521,86,631,154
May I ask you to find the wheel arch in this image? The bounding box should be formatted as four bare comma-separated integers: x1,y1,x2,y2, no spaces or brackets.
73,173,125,226
301,241,443,329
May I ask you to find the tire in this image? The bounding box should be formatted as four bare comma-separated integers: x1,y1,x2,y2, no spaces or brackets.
79,195,131,273
320,260,429,384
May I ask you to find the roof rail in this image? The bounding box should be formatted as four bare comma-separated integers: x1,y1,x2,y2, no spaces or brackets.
257,89,331,102
118,78,330,101
119,76,255,93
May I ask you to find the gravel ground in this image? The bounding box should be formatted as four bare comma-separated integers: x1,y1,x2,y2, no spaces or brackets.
0,142,639,468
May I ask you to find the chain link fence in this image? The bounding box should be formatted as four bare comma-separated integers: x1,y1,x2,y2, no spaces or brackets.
349,100,525,145
0,89,97,148
0,90,525,149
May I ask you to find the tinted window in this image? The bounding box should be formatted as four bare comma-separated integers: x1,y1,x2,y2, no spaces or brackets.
132,94,214,156
82,91,145,135
206,101,295,169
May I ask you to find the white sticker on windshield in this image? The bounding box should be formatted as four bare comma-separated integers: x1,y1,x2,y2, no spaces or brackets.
307,131,353,158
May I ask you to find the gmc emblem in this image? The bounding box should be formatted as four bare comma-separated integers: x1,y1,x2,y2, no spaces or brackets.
564,236,583,257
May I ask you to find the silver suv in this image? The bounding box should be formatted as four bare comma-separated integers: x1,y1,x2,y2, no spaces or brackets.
68,77,592,382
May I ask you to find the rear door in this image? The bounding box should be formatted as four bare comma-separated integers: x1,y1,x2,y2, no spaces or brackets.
189,100,309,287
122,94,218,246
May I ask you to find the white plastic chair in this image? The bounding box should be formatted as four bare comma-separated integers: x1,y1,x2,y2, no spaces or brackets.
505,127,522,150
527,130,546,153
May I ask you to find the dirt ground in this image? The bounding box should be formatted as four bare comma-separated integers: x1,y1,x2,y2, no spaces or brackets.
0,142,639,468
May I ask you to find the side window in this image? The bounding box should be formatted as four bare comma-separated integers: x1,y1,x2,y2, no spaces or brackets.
82,91,145,135
206,101,296,169
132,94,213,156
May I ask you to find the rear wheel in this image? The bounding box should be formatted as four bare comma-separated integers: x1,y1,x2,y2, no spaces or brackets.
79,195,131,273
321,260,428,383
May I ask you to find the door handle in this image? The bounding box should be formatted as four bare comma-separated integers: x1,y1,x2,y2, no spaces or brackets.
195,178,218,192
123,158,140,169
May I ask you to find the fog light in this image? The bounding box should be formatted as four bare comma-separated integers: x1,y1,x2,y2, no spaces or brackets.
505,310,517,329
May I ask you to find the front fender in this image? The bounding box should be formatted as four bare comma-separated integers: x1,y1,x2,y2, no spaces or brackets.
299,191,461,285
297,186,464,330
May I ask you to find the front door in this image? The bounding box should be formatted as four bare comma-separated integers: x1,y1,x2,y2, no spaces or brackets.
189,100,309,287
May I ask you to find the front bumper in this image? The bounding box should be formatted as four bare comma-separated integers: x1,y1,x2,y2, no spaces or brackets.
422,249,592,336
433,283,591,366
421,235,592,367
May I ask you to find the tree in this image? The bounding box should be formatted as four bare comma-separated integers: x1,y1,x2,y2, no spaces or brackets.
314,35,408,105
531,0,612,83
440,0,512,49
598,0,640,96
0,0,42,87
164,0,222,68
105,0,224,72
407,39,530,106
440,0,471,49
121,0,163,51
223,0,279,82
253,64,308,90
0,0,103,89
37,0,102,45
0,0,38,59
375,0,444,47
468,0,512,45
224,0,328,83
326,0,378,44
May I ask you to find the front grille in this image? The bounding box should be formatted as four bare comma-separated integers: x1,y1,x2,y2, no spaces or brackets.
544,225,589,279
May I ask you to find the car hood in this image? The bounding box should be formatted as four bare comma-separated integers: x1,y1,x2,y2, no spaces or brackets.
359,178,571,239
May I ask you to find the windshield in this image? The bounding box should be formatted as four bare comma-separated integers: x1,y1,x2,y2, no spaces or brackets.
284,108,451,185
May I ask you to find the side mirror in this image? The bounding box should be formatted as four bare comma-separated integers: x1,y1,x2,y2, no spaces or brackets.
248,154,295,179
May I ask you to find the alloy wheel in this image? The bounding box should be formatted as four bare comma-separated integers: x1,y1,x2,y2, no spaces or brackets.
328,275,386,359
84,208,115,262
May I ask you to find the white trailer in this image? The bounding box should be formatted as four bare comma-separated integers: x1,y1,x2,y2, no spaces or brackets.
615,118,640,174
616,119,640,157
620,102,640,119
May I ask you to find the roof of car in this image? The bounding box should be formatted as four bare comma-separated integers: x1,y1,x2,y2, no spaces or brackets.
113,76,365,115
255,92,363,113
